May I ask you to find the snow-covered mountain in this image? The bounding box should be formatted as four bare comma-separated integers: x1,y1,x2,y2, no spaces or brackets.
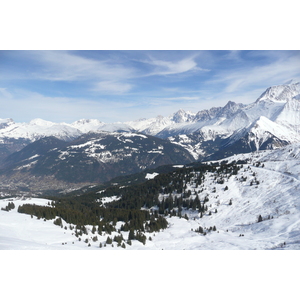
163,81,300,159
0,118,81,142
0,131,195,192
2,81,300,251
1,81,300,162
0,118,136,163
0,118,135,142
2,142,300,250
0,118,14,129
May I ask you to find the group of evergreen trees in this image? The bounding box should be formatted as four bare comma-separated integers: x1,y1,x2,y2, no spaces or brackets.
16,160,246,247
194,225,217,235
17,200,168,235
1,201,15,212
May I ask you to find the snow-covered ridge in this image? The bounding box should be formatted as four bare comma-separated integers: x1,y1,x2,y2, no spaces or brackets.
256,81,300,103
1,82,299,156
0,118,135,142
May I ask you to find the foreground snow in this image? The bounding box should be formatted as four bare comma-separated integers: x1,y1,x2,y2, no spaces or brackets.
1,143,300,250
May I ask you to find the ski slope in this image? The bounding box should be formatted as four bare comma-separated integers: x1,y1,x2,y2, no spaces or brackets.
1,142,300,250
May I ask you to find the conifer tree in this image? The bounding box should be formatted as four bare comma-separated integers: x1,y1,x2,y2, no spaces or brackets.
128,229,135,240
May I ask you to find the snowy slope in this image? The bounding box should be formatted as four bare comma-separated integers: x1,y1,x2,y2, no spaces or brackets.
0,198,84,249
125,115,174,136
0,118,14,129
274,98,300,132
256,81,300,103
2,143,300,250
72,119,134,133
0,118,134,142
228,116,300,149
71,119,105,133
0,118,82,141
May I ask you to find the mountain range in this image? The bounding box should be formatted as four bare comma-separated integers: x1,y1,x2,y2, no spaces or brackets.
0,81,300,193
1,80,300,251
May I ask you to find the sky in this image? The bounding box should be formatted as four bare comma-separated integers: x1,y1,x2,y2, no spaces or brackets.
1,50,300,124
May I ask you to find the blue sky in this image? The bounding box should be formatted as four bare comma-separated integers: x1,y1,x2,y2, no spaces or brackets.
1,50,300,123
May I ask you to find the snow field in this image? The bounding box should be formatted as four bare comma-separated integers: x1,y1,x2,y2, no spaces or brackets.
1,142,300,249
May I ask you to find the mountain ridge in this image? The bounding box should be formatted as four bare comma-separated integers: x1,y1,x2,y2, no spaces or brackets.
1,80,300,169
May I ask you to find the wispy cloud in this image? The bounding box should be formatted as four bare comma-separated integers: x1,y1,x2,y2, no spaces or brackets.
0,88,140,123
210,52,300,94
0,88,13,99
92,81,133,94
147,96,201,106
138,55,209,77
1,50,300,123
29,51,137,82
0,51,139,97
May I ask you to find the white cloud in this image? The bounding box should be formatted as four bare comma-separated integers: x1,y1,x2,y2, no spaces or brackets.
147,96,201,106
139,55,209,76
211,53,300,94
5,51,137,83
0,88,13,99
93,81,133,94
0,88,142,123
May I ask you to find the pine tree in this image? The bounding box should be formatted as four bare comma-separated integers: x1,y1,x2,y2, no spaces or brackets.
128,229,135,240
53,217,62,226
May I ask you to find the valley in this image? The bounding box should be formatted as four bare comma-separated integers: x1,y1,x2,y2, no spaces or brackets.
1,81,300,250
1,144,300,250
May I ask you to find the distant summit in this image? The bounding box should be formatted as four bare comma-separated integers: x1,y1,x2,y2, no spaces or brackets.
0,81,299,163
256,81,300,103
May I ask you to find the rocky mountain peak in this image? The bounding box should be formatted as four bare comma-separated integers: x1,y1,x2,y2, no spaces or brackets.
0,118,14,129
171,109,195,123
256,82,300,103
